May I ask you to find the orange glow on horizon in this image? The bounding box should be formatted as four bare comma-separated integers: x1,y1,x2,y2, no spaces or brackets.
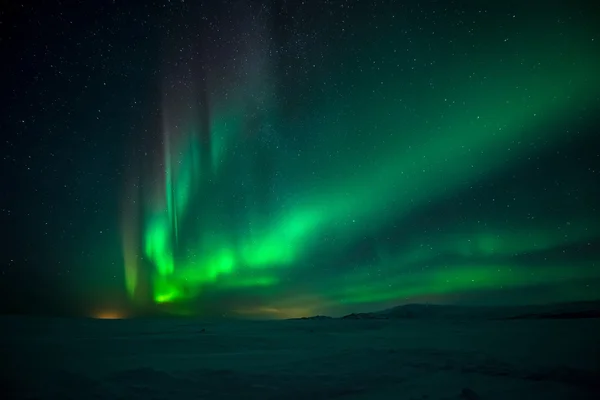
93,310,127,319
234,306,312,319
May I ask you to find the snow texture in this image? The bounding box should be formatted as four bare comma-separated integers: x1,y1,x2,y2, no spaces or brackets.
2,303,600,399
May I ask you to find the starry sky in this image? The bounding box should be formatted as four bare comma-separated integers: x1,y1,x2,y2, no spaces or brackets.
2,1,600,318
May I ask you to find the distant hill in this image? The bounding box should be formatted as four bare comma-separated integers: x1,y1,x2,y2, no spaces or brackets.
298,301,600,321
382,302,600,320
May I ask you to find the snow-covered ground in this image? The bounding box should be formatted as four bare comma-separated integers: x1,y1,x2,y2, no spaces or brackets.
2,305,599,399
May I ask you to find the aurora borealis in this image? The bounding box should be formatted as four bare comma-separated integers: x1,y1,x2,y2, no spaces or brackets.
2,1,600,318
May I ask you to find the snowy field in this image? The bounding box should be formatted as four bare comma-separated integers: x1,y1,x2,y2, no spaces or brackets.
2,304,600,399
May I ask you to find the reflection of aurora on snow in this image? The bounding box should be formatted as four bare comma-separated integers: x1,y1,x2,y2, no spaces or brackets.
120,2,600,317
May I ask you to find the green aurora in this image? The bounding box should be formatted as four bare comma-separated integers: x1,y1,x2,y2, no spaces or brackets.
120,2,600,318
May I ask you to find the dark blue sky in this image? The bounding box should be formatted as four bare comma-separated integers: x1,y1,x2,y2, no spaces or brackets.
1,0,599,318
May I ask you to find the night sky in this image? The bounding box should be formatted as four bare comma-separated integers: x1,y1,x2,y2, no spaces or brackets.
2,1,599,318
